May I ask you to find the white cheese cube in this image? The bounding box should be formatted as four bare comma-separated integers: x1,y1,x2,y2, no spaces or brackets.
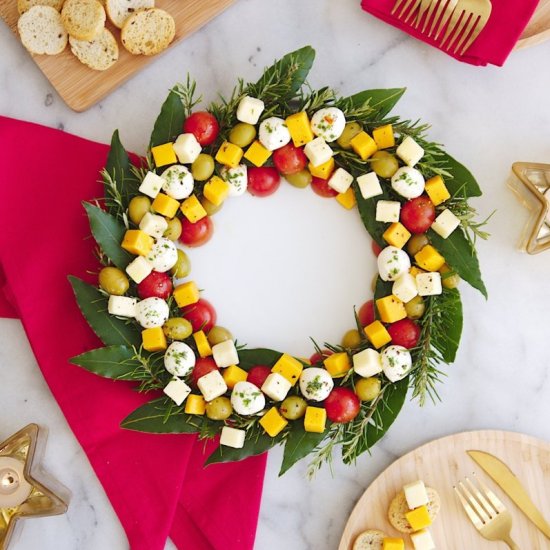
139,212,169,239
258,117,291,151
220,426,246,449
378,246,411,282
173,133,202,164
392,273,418,303
328,168,353,193
163,379,191,406
410,529,436,550
352,348,382,378
125,256,153,284
212,339,239,368
236,96,265,125
404,480,430,510
376,200,401,223
416,272,442,296
221,164,248,197
261,372,291,402
304,137,333,167
146,238,178,273
197,370,227,402
431,209,460,239
396,136,424,167
139,171,164,199
357,172,383,199
107,295,137,318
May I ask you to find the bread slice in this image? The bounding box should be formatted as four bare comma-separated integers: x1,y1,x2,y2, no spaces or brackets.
352,529,387,550
121,8,175,56
17,5,68,55
105,0,154,29
69,28,118,70
388,487,441,534
61,0,106,41
17,0,65,15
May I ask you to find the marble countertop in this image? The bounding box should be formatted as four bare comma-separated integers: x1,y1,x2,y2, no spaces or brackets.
2,1,550,548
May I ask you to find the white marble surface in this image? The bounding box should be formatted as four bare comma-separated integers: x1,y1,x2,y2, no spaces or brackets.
2,0,550,548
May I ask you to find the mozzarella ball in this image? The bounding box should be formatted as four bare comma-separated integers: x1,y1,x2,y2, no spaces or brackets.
299,367,334,401
258,117,291,151
310,107,346,142
231,381,266,415
221,164,248,197
164,342,196,377
135,297,169,328
377,246,411,282
161,165,194,200
391,166,425,199
381,345,412,382
146,238,178,272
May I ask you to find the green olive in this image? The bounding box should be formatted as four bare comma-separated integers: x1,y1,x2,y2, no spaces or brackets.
280,396,307,420
98,267,129,296
285,169,312,188
406,234,430,257
405,295,426,320
355,377,381,401
229,123,257,148
128,195,151,225
191,154,215,181
200,196,223,216
162,317,193,341
164,217,182,241
170,249,191,278
206,397,232,420
207,326,233,346
337,122,362,150
371,151,399,179
341,329,361,349
440,264,460,289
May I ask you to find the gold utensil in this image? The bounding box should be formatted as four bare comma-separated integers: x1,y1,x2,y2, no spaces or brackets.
454,476,520,550
418,0,458,38
391,0,423,24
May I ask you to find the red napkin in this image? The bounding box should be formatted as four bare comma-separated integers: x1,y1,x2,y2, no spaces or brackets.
360,0,539,66
0,116,267,550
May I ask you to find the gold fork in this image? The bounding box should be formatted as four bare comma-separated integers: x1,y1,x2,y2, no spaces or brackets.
416,0,458,37
391,0,424,25
454,476,521,550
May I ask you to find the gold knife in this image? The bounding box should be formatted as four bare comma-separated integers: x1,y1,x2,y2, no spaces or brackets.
468,449,550,539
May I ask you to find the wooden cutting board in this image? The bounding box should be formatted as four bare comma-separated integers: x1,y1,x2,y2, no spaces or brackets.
0,0,235,112
339,430,550,550
517,0,550,50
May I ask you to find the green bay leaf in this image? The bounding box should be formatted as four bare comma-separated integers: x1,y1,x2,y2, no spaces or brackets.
441,150,482,197
237,348,285,371
149,88,186,149
205,432,278,466
432,288,463,363
353,182,392,247
279,424,328,476
70,345,141,380
345,88,406,119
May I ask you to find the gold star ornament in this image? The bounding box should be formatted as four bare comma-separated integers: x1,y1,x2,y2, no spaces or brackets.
0,424,68,549
511,162,550,254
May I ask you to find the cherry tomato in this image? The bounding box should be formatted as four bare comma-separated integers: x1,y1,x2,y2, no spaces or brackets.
272,143,307,175
181,298,217,333
309,349,333,365
247,167,281,197
191,357,219,387
387,318,421,349
324,387,360,423
137,271,173,300
357,300,375,327
311,176,338,198
400,196,436,234
371,241,382,257
246,365,272,388
183,111,219,146
180,216,213,247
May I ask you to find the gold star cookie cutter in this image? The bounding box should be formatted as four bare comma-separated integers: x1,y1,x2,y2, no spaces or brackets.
509,162,550,254
0,424,69,549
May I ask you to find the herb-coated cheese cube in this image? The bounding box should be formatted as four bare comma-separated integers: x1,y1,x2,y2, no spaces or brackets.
383,222,411,249
336,187,356,210
410,529,435,550
404,480,430,510
285,111,314,146
405,505,432,531
125,256,153,283
203,176,230,206
391,167,425,199
164,342,195,377
372,124,395,150
376,200,400,223
173,133,201,164
222,365,248,389
121,229,154,256
136,297,169,328
146,238,178,273
299,367,333,401
357,172,382,199
304,406,326,433
261,372,291,401
142,327,167,352
212,339,239,368
259,406,288,437
415,245,445,272
352,348,382,378
258,117,291,151
161,165,194,200
364,320,392,349
381,345,412,382
416,272,442,296
310,107,346,142
139,171,164,198
236,96,265,125
173,281,199,308
378,246,411,282
185,394,206,415
151,142,177,167
328,167,354,194
243,140,272,167
221,164,248,196
350,131,378,160
163,378,191,406
108,295,137,318
304,137,333,167
324,352,351,377
396,136,424,167
425,175,451,206
193,331,212,358
197,370,227,402
308,157,335,179
139,212,168,239
180,194,207,223
215,141,244,168
392,273,418,303
382,538,405,550
220,426,246,448
151,193,180,218
272,353,303,385
431,208,460,239
231,381,265,415
376,295,407,324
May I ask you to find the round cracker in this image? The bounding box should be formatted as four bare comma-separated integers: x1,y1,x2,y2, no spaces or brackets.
17,5,68,55
353,529,387,550
18,0,64,15
61,0,105,41
388,487,440,534
121,8,175,56
69,28,118,70
105,0,154,28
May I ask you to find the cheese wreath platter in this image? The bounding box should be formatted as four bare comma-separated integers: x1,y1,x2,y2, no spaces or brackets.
69,46,487,477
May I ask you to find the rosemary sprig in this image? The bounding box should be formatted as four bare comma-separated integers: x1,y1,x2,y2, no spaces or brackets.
173,75,203,118
306,424,344,480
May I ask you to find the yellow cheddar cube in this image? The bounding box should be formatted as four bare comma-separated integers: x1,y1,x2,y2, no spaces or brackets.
180,195,207,223
243,141,272,167
203,176,230,206
308,157,335,179
364,320,392,349
151,142,177,167
272,353,303,385
121,229,154,256
259,406,288,437
193,331,212,358
376,295,407,324
409,266,426,277
336,187,356,210
173,281,200,308
350,131,378,160
285,111,314,147
222,365,248,389
373,124,395,150
382,538,404,550
185,394,206,415
215,141,243,168
425,175,451,206
142,327,167,352
405,505,432,531
152,193,180,218
383,222,411,249
415,245,446,272
324,352,351,378
304,406,326,433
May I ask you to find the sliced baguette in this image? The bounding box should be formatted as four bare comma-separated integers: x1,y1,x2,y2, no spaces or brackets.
69,28,118,70
121,8,175,56
105,0,154,29
352,529,387,550
388,487,441,534
17,0,65,15
17,5,68,55
61,0,105,41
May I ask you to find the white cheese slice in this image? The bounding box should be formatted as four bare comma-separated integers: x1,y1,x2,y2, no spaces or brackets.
357,172,383,199
125,256,153,284
231,381,266,415
197,370,228,402
376,200,401,223
310,107,346,142
396,136,424,167
220,426,246,448
377,246,411,282
392,273,418,303
352,348,382,378
431,208,460,239
212,339,239,368
391,166,425,199
258,117,291,151
261,372,291,401
135,297,169,328
299,367,334,401
303,137,333,167
173,133,202,164
328,167,354,193
164,342,196,377
139,171,164,199
107,295,137,318
146,238,178,273
163,379,191,406
416,272,442,296
139,212,169,239
381,345,412,382
161,165,194,200
236,96,265,125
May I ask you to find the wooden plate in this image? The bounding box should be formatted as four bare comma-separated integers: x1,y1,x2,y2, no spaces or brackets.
517,0,550,50
338,430,550,550
0,0,234,111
